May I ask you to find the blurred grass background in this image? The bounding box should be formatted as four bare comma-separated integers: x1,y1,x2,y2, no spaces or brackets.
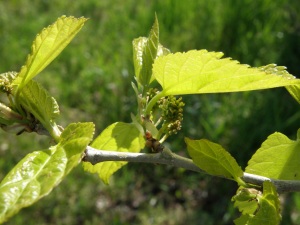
0,0,300,224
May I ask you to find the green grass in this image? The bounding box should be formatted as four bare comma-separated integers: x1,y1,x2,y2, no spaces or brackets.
1,0,300,224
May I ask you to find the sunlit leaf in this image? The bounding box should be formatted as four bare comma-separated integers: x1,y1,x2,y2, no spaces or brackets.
0,122,94,223
13,16,88,91
132,15,170,87
234,181,281,225
259,64,300,103
133,37,170,86
185,138,243,182
18,80,59,122
83,122,145,184
153,50,300,96
245,130,300,180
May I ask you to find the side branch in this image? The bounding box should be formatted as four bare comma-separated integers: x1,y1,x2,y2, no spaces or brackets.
83,146,300,193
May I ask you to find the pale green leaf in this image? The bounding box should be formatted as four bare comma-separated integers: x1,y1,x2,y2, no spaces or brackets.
185,138,243,181
58,122,95,174
234,181,281,225
259,64,300,104
83,122,145,184
245,131,300,180
0,122,94,223
13,16,88,91
18,80,59,126
153,50,300,95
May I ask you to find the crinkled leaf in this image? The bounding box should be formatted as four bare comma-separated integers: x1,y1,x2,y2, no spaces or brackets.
185,138,243,181
260,64,300,103
153,50,300,96
13,16,87,91
246,130,300,180
83,122,145,184
232,187,261,215
234,181,281,225
0,122,94,223
18,80,59,125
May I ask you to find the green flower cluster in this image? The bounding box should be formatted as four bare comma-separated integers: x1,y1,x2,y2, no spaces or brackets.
158,95,185,135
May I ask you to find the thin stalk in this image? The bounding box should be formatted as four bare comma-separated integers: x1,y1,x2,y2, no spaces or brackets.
47,122,61,143
145,91,165,116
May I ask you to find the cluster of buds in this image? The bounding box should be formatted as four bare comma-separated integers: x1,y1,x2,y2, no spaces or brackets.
0,72,36,135
158,95,185,135
0,72,16,94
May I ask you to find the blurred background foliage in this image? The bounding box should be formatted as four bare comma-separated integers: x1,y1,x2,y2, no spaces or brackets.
0,0,300,224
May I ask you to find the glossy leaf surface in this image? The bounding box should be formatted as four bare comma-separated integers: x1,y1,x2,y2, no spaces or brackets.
0,122,94,223
13,16,87,91
83,122,145,184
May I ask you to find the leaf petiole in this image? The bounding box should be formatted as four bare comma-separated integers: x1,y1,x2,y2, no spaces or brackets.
144,90,165,116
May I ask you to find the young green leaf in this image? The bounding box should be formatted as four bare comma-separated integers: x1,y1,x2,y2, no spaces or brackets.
13,16,88,92
17,79,60,139
232,187,261,215
234,181,281,225
132,15,164,87
83,122,145,184
19,79,59,121
133,37,170,87
0,122,94,223
245,130,300,180
185,138,243,182
153,50,300,96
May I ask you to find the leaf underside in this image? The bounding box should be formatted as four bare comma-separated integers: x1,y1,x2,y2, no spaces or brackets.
83,122,145,184
185,138,243,181
246,130,300,180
